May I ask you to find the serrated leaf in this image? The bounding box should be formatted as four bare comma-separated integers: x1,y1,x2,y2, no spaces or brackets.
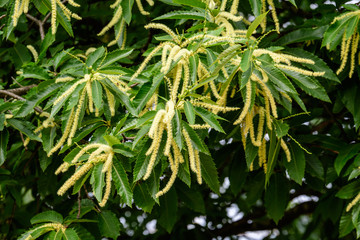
0,129,9,166
339,213,355,237
91,163,105,202
200,153,220,194
86,47,105,67
155,10,205,20
323,16,352,47
63,228,80,240
249,0,262,17
182,121,209,154
158,187,177,233
133,140,151,181
261,64,297,93
31,211,63,224
334,144,360,175
184,101,195,125
284,142,306,185
240,48,253,72
177,183,205,213
112,159,133,206
229,150,248,195
273,119,289,138
7,119,42,142
173,0,206,8
193,106,224,133
121,0,134,24
91,80,103,110
17,83,62,117
336,181,360,199
275,26,327,46
96,49,133,69
133,184,155,213
113,144,134,157
264,174,289,224
22,65,50,80
246,11,267,38
98,210,121,240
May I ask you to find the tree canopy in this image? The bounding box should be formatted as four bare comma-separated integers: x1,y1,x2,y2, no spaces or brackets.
1,0,360,239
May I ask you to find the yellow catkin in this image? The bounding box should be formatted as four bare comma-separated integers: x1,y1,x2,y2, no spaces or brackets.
102,152,114,173
258,138,267,168
13,0,20,26
234,80,252,125
182,128,197,174
55,162,70,175
155,152,179,198
67,89,86,146
108,19,126,47
172,140,184,163
275,64,325,77
104,87,115,116
86,81,94,113
71,143,102,164
337,36,352,75
191,101,240,112
56,76,75,82
267,0,280,33
280,139,291,162
57,162,93,195
51,0,57,34
161,44,172,70
332,10,360,24
131,43,164,81
144,123,165,180
220,0,227,11
190,124,211,129
194,150,202,184
253,74,278,119
346,192,360,212
164,101,175,156
110,0,121,8
230,0,239,14
98,4,122,36
145,23,180,44
349,33,359,78
48,109,75,156
209,81,221,99
135,0,150,15
162,45,181,73
68,0,80,7
251,108,265,146
218,11,243,22
56,0,81,20
341,33,347,60
26,45,38,62
171,62,183,101
99,168,112,207
279,54,315,65
53,79,87,105
148,109,166,139
261,0,267,33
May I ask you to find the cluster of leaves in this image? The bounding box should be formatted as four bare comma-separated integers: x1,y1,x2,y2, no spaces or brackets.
1,0,360,239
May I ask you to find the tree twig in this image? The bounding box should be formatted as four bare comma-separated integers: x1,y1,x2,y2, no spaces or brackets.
0,89,43,114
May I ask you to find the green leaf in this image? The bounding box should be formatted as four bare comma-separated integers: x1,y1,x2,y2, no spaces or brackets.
273,119,289,138
342,86,360,130
182,121,209,154
112,158,133,206
121,0,135,24
132,73,164,115
103,135,121,147
155,10,206,20
91,163,105,202
91,80,103,110
22,65,50,80
284,48,339,82
113,144,135,157
336,181,360,199
72,168,92,194
97,49,133,69
173,0,206,9
132,124,151,149
193,107,224,133
229,150,248,195
284,142,306,185
287,0,297,7
177,183,205,213
31,211,63,224
86,47,105,67
158,187,177,233
17,83,62,117
63,228,80,240
42,0,74,37
200,153,220,195
133,184,155,213
339,213,355,237
7,119,42,142
276,26,327,46
101,78,134,115
184,101,196,125
133,140,151,181
98,210,121,240
261,64,297,93
322,17,352,47
240,48,253,72
345,16,359,39
281,69,320,89
10,44,31,68
334,144,360,175
264,174,289,224
41,127,56,155
246,11,267,38
0,129,9,166
249,0,262,17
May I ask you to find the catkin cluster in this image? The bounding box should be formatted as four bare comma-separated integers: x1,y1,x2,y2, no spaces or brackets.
56,143,114,207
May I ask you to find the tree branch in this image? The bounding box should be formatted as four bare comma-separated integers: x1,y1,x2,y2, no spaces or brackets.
211,201,316,237
0,84,37,97
0,89,43,114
